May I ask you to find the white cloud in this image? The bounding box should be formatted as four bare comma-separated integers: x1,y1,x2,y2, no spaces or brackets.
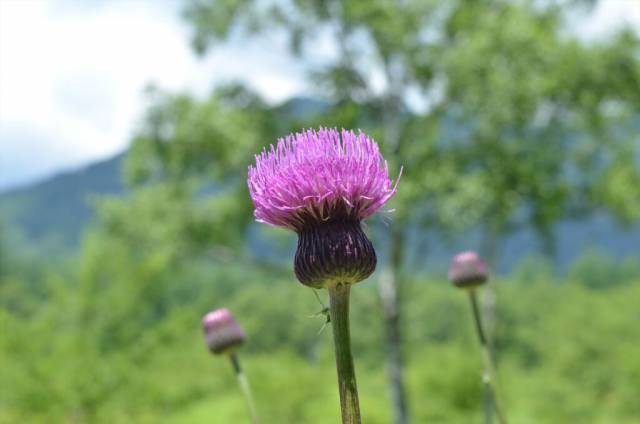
0,0,307,190
575,0,640,41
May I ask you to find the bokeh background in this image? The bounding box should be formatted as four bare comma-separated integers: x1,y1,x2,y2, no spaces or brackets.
1,0,640,423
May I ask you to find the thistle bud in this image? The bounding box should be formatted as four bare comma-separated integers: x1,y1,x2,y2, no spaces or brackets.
202,308,246,354
448,251,488,289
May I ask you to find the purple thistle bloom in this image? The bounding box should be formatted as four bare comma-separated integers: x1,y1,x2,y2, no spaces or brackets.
248,128,400,231
248,128,401,288
202,308,246,355
448,251,489,289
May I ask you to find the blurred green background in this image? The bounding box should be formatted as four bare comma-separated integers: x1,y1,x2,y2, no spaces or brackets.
1,0,640,423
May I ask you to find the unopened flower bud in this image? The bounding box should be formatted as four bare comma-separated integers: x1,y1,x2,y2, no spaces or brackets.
202,308,246,354
448,251,488,289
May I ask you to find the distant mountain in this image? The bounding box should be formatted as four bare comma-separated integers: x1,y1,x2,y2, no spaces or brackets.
0,153,125,251
276,97,330,119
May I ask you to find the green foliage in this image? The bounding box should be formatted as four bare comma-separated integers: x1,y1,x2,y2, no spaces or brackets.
2,239,640,422
593,141,640,223
568,249,640,289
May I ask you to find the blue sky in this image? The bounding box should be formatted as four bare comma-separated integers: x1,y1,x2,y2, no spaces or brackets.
0,0,638,191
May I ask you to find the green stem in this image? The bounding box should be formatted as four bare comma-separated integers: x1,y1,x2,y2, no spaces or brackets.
469,290,508,424
230,352,260,424
328,283,361,424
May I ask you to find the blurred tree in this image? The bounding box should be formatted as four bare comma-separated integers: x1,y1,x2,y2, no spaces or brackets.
119,85,278,263
593,138,640,224
568,249,640,289
181,1,640,422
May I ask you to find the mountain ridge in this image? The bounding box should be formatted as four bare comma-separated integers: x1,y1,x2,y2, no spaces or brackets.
0,153,126,250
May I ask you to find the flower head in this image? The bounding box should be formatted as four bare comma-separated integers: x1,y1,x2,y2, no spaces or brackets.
248,128,400,232
448,251,489,289
247,128,400,289
202,308,246,354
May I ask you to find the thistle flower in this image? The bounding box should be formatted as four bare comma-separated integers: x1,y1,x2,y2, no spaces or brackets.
448,251,489,289
202,308,246,355
248,127,400,289
248,127,400,423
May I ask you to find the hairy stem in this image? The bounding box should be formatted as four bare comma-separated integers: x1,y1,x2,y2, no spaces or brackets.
230,352,260,424
469,290,508,424
329,283,361,424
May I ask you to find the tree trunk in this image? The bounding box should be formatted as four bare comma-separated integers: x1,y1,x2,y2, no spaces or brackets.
379,53,409,424
378,227,409,424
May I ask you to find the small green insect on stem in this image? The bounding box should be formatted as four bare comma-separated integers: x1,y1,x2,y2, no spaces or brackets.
310,289,331,334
